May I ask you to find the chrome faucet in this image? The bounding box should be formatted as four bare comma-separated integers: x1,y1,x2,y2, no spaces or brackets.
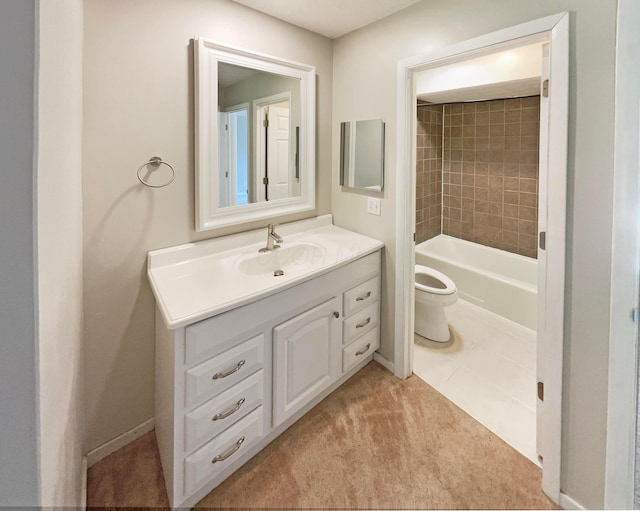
259,224,283,252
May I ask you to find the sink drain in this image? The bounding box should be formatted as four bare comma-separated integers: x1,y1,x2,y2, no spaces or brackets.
273,269,284,277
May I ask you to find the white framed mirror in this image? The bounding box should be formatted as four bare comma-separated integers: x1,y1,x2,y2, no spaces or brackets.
194,38,316,231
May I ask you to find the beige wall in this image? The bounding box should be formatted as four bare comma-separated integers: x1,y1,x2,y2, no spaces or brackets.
332,1,616,508
38,0,85,505
83,0,333,451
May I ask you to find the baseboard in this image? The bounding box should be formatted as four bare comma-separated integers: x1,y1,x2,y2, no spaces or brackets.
86,417,155,467
373,352,395,374
81,456,87,509
559,492,586,510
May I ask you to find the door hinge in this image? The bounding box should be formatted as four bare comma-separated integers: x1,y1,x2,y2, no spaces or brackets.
225,124,228,131
539,231,546,250
262,177,269,185
542,79,549,98
537,381,544,401
413,233,416,242
263,119,269,128
632,308,640,324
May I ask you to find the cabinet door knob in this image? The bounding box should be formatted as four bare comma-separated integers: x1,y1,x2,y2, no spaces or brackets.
333,311,340,318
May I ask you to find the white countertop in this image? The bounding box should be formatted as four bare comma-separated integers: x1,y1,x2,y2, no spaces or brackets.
147,215,384,329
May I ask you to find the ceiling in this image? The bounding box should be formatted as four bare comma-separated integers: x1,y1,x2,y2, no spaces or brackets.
416,43,543,104
417,77,541,105
231,0,422,39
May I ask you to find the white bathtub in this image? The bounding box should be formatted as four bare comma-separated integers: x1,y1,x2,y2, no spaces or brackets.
415,235,537,330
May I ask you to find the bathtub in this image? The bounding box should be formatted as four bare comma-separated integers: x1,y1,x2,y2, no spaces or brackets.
415,235,537,330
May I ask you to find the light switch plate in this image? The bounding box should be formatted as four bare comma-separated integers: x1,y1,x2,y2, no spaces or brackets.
367,197,381,216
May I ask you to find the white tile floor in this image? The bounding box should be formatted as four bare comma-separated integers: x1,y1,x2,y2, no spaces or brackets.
413,298,539,465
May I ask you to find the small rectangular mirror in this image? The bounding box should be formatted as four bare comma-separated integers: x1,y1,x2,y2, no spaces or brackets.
340,119,385,192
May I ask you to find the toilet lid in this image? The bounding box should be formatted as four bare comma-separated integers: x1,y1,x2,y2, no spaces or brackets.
414,265,456,295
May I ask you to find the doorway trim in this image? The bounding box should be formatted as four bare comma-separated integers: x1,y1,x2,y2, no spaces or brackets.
394,12,569,503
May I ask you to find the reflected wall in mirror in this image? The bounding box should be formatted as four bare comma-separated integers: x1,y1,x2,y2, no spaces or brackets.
340,119,385,192
195,38,315,230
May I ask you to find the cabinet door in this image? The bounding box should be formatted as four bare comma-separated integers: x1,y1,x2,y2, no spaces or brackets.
273,296,341,426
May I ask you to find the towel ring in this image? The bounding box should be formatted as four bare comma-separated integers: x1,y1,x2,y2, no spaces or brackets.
137,156,175,188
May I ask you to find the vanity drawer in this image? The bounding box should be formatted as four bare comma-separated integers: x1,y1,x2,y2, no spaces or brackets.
184,370,264,453
342,328,379,373
343,301,379,345
185,334,264,408
343,276,379,317
185,312,262,367
184,406,263,495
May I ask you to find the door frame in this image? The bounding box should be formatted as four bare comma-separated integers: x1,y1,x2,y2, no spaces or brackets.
394,12,569,503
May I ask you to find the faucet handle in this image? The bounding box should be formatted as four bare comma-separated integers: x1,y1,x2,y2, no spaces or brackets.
268,223,279,231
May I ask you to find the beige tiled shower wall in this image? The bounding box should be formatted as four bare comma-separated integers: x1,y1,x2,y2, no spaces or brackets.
416,104,443,244
442,96,540,258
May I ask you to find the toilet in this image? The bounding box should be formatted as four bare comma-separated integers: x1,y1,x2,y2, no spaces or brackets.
414,265,458,342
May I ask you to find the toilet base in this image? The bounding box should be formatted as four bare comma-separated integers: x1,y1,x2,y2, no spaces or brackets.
415,302,451,342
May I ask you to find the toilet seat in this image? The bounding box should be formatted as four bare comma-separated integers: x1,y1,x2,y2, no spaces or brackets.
414,265,456,295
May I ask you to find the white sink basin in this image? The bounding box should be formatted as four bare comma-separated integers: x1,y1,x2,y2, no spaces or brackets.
235,241,327,276
147,215,384,328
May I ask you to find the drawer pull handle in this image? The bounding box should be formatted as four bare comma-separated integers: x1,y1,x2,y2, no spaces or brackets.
356,317,371,329
333,311,340,318
355,343,371,356
212,398,246,421
212,359,246,380
211,436,245,464
356,291,372,302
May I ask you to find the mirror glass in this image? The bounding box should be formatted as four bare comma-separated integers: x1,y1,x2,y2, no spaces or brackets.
218,62,301,207
195,38,315,231
340,119,385,191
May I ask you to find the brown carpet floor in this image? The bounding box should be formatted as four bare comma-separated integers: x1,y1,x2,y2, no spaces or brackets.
88,361,557,509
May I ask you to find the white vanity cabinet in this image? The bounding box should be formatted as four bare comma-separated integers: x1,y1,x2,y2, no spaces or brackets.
154,249,381,508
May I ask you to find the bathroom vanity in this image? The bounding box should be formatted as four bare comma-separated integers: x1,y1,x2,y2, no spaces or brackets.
148,216,383,507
